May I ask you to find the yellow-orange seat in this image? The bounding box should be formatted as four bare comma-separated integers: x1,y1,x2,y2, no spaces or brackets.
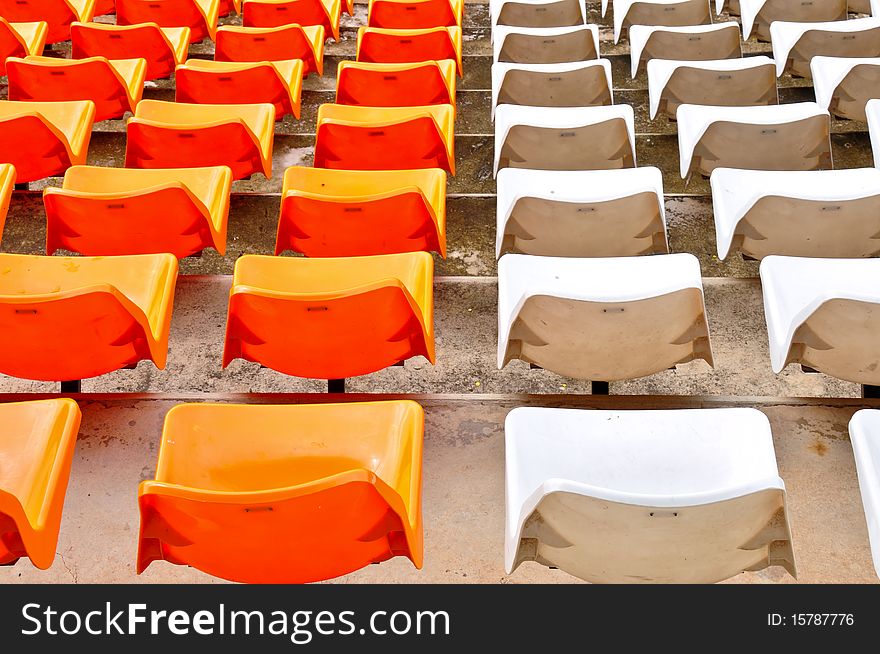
71,22,191,82
277,166,446,257
336,60,456,108
223,252,435,378
357,26,462,76
0,252,177,382
43,165,232,257
0,164,15,244
0,399,82,570
125,100,275,180
242,0,341,41
0,19,47,76
315,103,455,174
0,0,95,44
0,100,95,183
176,59,303,119
137,400,424,583
116,0,220,43
214,24,325,76
6,56,146,122
368,0,462,29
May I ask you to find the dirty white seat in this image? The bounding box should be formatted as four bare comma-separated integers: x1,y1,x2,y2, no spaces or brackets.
493,25,600,63
770,17,880,78
613,0,713,44
711,167,880,260
760,255,880,384
738,0,847,42
497,253,713,380
505,406,796,583
491,0,587,36
812,57,880,121
492,60,613,118
629,22,742,77
848,409,880,579
677,102,831,179
647,56,777,119
496,167,668,257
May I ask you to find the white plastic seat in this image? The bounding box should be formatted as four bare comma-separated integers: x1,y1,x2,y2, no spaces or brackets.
494,104,636,176
494,25,600,64
490,0,587,34
738,0,846,42
711,167,880,260
677,102,831,179
647,56,777,120
492,60,612,119
812,56,880,121
496,167,668,257
629,22,742,77
612,0,712,45
868,99,880,167
760,255,880,384
497,253,713,380
505,406,796,584
848,409,880,579
770,17,880,78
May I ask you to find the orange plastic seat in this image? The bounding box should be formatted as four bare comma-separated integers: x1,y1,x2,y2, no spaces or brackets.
223,252,435,378
336,60,456,108
242,0,341,41
315,103,455,174
94,0,115,14
0,100,95,183
0,164,15,244
357,26,463,76
116,0,220,43
71,22,191,81
6,56,146,122
0,0,95,44
214,24,325,76
277,166,446,257
137,400,424,583
43,165,232,257
0,252,177,382
218,0,241,15
0,19,47,76
125,100,275,180
0,399,82,570
176,59,303,119
368,0,463,29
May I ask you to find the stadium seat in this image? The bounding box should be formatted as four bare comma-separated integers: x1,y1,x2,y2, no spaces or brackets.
867,98,880,165
491,0,587,31
0,19,47,76
314,104,455,174
116,0,220,43
223,252,435,379
738,0,846,42
647,56,777,120
853,0,873,13
137,401,424,583
504,407,796,583
0,252,177,382
811,56,880,121
71,22,190,82
497,253,712,380
43,165,232,258
770,17,880,79
677,102,831,179
496,167,667,257
276,166,446,257
848,410,880,578
492,60,612,119
94,0,116,14
0,100,95,183
0,0,95,44
368,0,463,28
629,22,742,77
493,104,636,176
357,27,463,76
613,0,712,45
0,164,15,243
125,100,275,180
493,25,600,64
0,399,81,570
214,24,325,76
6,56,146,123
711,168,880,260
242,0,341,41
176,59,303,119
760,256,880,385
218,0,242,14
336,60,456,108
